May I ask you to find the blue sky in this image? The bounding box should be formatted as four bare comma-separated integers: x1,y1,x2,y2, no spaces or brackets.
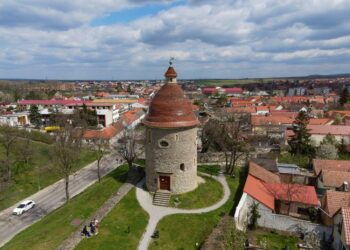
0,0,350,80
91,1,184,26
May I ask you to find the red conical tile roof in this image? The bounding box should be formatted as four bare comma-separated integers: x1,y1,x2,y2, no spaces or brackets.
164,66,177,78
143,67,198,128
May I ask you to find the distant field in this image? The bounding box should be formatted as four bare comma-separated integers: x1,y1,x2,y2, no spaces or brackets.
198,79,264,86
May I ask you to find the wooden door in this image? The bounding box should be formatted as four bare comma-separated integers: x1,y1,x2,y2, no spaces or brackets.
159,176,170,190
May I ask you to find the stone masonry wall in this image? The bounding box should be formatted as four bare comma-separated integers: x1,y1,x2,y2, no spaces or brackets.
145,126,198,194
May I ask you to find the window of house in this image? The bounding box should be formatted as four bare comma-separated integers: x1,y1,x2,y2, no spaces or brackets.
180,163,185,171
159,140,169,148
297,207,309,216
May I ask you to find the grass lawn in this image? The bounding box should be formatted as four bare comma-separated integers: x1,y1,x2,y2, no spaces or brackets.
149,168,247,250
76,188,148,250
197,164,220,176
339,152,350,160
250,229,299,250
278,151,310,168
0,141,96,211
2,165,128,250
169,175,223,209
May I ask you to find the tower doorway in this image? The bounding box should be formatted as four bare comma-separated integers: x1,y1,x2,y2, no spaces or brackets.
159,176,170,190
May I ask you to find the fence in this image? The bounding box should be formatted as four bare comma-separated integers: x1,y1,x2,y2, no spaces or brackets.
257,208,333,240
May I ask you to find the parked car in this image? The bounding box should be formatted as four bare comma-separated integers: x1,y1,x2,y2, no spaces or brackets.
13,200,35,215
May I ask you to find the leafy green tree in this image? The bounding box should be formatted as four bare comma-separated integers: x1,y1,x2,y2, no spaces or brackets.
321,133,338,146
12,88,22,101
78,104,98,127
29,105,42,128
288,111,315,157
339,87,349,106
249,202,261,230
334,114,343,125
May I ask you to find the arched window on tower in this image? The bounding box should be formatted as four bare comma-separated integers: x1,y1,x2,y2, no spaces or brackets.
180,163,185,171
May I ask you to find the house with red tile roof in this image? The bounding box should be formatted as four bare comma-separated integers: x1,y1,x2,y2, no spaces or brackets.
242,174,319,218
120,108,146,129
249,161,280,184
321,190,350,226
83,121,124,144
313,159,350,176
333,207,350,250
318,170,350,191
285,125,350,146
234,159,320,230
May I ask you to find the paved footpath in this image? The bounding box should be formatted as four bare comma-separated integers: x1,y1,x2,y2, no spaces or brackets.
58,168,144,250
136,173,230,250
0,153,123,248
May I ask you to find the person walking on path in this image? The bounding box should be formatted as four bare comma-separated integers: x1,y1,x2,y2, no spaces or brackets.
94,219,99,234
81,225,90,238
89,221,96,235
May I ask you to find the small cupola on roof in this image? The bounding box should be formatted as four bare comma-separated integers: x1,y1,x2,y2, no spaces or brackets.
143,62,199,128
164,66,177,83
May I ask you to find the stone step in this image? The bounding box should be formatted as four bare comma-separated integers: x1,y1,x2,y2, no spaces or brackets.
152,191,171,207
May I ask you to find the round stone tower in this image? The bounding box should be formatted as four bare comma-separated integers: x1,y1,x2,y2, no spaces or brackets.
143,64,199,194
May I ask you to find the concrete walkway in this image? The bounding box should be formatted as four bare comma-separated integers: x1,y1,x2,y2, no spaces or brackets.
0,153,123,248
136,173,230,250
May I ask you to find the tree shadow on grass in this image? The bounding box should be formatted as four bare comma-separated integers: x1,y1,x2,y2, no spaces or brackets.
229,166,248,216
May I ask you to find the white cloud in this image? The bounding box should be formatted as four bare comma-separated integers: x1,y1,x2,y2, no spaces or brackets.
0,0,350,79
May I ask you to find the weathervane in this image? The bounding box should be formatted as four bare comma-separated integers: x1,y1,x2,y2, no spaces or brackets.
169,57,175,66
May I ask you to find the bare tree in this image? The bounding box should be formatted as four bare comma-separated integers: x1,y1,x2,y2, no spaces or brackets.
51,119,84,202
0,125,18,181
15,132,33,165
92,132,109,182
264,181,304,215
116,129,141,173
202,112,251,176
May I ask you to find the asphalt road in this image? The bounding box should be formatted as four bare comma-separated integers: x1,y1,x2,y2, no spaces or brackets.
0,153,123,248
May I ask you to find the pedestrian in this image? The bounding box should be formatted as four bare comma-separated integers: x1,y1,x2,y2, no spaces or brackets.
94,218,99,234
89,220,96,234
81,225,90,238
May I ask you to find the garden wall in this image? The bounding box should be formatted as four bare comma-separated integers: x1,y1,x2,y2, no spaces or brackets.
257,208,333,240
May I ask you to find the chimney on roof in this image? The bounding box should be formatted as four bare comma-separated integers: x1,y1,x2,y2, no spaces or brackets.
344,181,349,192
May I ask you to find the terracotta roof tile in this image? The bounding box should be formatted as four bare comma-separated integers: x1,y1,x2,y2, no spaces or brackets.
249,161,280,183
226,107,256,113
144,66,198,128
164,66,177,78
322,190,350,217
342,207,350,245
266,182,319,206
313,159,350,175
322,170,350,188
256,106,269,111
244,175,275,210
83,121,124,140
307,125,350,135
244,174,319,210
251,115,294,126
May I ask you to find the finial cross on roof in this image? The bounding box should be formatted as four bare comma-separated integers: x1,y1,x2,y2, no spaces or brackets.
169,57,175,66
